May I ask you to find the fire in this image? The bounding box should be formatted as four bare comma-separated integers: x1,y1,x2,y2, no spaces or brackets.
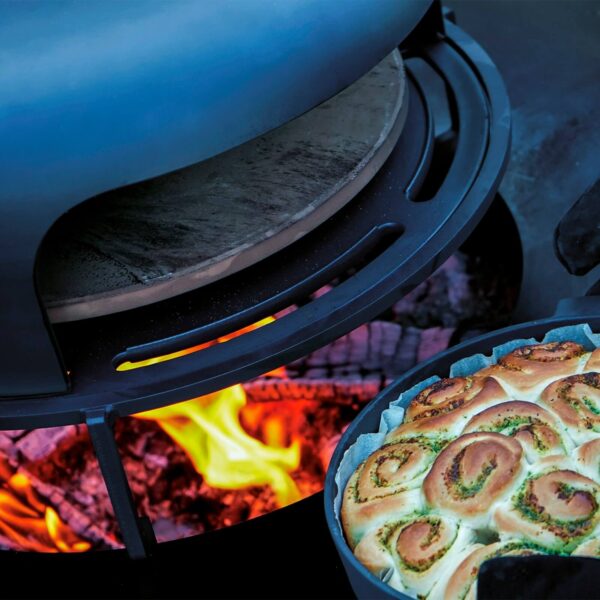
117,316,278,371
0,471,91,553
131,314,301,506
136,384,301,507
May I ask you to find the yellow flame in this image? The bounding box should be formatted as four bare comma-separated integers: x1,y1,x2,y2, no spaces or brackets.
136,385,301,506
0,473,91,552
117,316,277,371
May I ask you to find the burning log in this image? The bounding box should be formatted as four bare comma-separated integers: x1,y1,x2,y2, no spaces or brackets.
392,254,473,328
0,451,113,552
16,426,82,463
244,376,381,405
0,321,455,551
287,321,454,382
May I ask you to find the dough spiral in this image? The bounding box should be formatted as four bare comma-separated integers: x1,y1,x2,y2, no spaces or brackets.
342,439,438,547
386,377,507,440
423,432,523,528
481,341,588,396
354,515,476,597
429,540,542,600
540,373,600,444
493,459,600,552
462,400,572,462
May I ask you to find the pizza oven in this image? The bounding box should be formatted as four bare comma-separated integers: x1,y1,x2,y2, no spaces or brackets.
0,0,597,597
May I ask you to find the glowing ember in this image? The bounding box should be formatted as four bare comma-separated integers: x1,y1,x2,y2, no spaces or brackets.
0,470,90,553
136,384,302,507
117,316,278,371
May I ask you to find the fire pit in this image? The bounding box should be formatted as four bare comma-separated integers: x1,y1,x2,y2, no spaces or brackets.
0,193,521,556
0,1,520,597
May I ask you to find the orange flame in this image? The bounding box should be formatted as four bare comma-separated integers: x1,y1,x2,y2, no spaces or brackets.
0,472,91,552
136,384,301,506
117,316,278,371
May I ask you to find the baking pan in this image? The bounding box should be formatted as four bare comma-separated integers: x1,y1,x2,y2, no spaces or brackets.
324,296,600,599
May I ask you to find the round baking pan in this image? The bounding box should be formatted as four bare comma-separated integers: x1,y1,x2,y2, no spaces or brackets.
324,297,600,599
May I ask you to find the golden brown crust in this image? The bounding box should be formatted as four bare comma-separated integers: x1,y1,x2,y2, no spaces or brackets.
386,377,508,440
480,342,588,396
493,468,600,552
442,541,541,600
540,373,600,444
341,440,435,547
423,432,523,524
395,517,456,572
405,377,491,421
354,516,477,598
572,536,600,557
462,400,570,462
584,348,600,372
574,438,600,481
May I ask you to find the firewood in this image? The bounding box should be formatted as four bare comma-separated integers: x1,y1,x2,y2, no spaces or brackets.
286,322,454,381
244,376,382,405
16,425,83,463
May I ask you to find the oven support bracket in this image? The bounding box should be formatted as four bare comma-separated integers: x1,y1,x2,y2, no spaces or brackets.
86,409,156,559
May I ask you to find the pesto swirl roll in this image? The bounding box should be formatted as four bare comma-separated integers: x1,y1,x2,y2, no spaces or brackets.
354,515,476,597
423,432,524,528
480,341,589,397
386,377,508,440
428,540,543,600
462,401,573,463
540,373,600,444
342,439,438,547
493,457,600,552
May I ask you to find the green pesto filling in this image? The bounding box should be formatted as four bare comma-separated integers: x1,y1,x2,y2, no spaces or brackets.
372,451,411,487
448,448,497,499
354,439,443,502
481,416,553,452
393,516,457,573
388,435,450,455
581,396,600,416
457,541,549,600
514,477,598,543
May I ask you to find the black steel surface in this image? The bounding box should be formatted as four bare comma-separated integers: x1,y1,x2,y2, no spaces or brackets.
0,0,433,397
0,493,354,600
86,410,156,559
478,555,599,600
0,20,510,430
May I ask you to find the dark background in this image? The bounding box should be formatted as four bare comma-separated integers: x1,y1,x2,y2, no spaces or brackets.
448,0,600,319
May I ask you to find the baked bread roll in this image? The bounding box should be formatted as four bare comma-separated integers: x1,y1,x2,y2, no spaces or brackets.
428,540,542,600
493,456,600,552
354,516,476,597
342,439,438,547
462,401,573,463
386,377,508,441
423,432,523,528
540,373,600,444
480,341,589,398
